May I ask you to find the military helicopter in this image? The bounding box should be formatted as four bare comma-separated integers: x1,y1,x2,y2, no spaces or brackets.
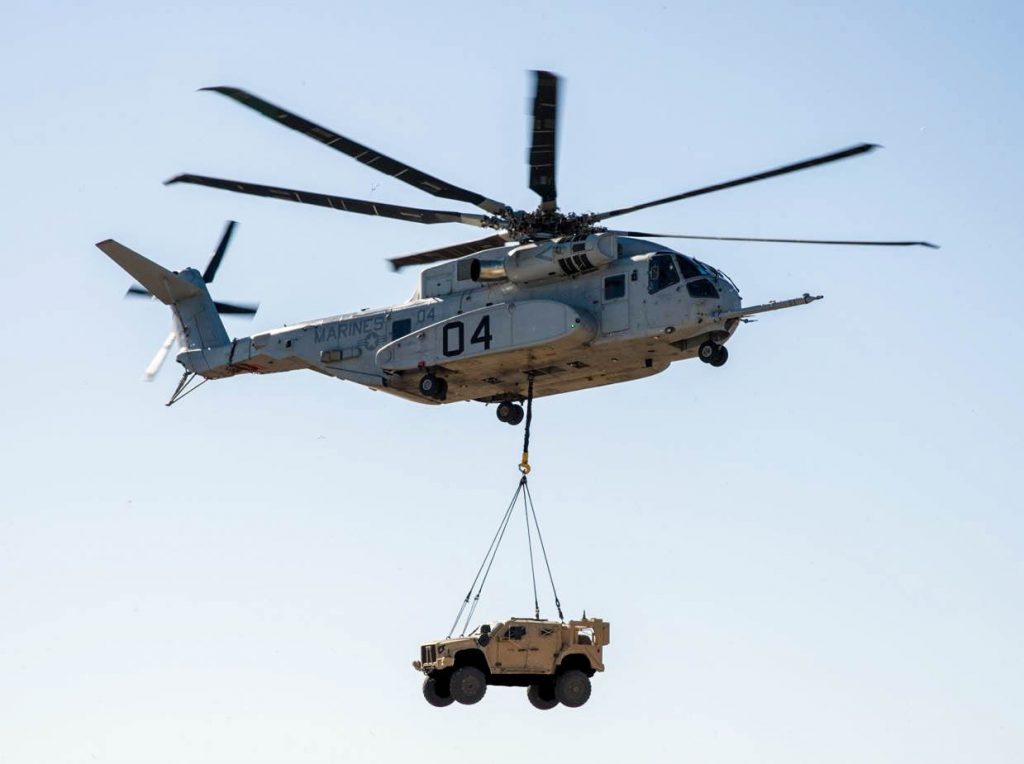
98,71,934,421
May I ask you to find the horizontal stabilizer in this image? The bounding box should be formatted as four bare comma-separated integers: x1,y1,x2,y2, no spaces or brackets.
96,239,200,305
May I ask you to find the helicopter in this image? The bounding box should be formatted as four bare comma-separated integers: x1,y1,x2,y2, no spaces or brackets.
98,71,934,421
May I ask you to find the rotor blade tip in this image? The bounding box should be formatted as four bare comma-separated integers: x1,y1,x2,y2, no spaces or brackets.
163,175,184,186
922,241,940,249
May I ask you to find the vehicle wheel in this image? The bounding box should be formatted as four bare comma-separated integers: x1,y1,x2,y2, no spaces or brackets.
555,669,592,708
419,373,442,398
450,666,487,705
698,341,717,363
422,675,454,708
507,403,525,426
709,345,729,367
496,401,514,423
527,683,559,710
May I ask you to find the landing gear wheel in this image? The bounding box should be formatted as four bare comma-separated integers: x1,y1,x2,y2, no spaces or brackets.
698,341,717,364
450,666,487,705
507,403,525,426
422,675,453,708
527,682,559,710
709,345,729,367
496,401,514,423
555,669,592,708
419,373,447,400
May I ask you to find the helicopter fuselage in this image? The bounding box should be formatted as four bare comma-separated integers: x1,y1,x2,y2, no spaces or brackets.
176,236,785,406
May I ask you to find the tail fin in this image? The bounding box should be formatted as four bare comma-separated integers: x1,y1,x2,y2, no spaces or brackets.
96,239,230,350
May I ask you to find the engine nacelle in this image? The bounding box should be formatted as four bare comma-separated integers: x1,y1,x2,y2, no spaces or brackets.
471,232,619,284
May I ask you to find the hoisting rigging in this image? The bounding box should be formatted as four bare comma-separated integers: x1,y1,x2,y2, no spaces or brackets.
447,374,563,637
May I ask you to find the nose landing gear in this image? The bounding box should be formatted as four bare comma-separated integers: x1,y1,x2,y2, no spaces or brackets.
698,340,729,367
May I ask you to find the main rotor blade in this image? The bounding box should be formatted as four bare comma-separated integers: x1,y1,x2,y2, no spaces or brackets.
591,143,879,222
610,231,939,248
213,300,259,316
389,234,510,271
166,174,497,228
528,71,559,211
203,220,237,283
143,330,177,381
201,86,510,216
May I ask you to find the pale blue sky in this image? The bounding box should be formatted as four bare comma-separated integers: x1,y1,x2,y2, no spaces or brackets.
1,1,1022,762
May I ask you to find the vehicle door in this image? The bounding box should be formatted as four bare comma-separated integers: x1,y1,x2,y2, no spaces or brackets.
522,623,561,673
493,624,528,672
600,271,630,334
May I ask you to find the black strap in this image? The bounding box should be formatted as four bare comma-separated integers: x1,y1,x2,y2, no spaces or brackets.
519,373,535,474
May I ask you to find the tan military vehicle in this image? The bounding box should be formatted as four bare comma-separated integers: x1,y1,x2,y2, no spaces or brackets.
413,617,610,710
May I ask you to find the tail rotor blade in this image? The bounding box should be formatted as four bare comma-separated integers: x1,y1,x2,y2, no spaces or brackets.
213,300,259,316
202,220,237,283
143,330,178,381
126,284,152,298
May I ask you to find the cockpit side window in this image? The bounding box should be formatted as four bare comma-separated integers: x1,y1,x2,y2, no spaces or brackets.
648,254,680,294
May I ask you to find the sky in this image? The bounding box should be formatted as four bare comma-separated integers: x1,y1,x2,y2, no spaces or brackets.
1,1,1022,762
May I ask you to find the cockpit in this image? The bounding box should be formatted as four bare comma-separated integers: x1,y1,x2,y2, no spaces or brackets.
648,252,737,299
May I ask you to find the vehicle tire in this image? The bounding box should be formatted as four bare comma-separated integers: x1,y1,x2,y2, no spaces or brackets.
507,404,525,426
422,675,454,708
450,666,487,705
698,341,717,363
527,683,559,710
709,345,729,367
496,401,514,423
419,373,441,398
555,669,591,708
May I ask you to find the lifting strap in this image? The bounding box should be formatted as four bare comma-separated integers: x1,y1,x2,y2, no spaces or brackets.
519,373,535,475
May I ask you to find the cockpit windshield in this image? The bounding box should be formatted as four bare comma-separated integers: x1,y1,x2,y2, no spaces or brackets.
648,254,680,294
676,254,738,291
675,254,700,279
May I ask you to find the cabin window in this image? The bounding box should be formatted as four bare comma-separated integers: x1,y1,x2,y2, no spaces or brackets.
604,274,626,301
506,625,527,640
391,318,412,340
648,254,680,294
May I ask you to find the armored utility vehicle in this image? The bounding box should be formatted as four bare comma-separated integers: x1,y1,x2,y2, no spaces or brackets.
413,617,609,710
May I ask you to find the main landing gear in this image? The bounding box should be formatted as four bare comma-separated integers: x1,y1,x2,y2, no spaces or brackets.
496,401,525,426
698,340,729,368
419,373,448,401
